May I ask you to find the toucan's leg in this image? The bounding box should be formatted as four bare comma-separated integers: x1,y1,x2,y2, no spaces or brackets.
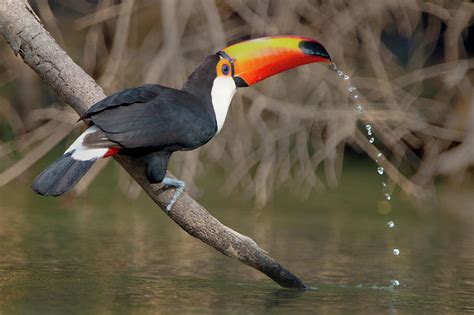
143,151,184,212
161,177,186,212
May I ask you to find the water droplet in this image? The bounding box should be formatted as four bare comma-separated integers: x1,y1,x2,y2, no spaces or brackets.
382,181,387,187
329,63,337,71
365,124,372,136
387,221,395,228
343,75,350,80
377,167,384,175
353,94,359,99
377,152,382,158
355,104,363,113
348,86,357,92
393,248,400,256
337,70,344,77
385,193,391,201
390,279,400,287
369,137,375,144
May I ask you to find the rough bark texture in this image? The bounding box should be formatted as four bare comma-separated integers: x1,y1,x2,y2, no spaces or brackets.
0,0,307,289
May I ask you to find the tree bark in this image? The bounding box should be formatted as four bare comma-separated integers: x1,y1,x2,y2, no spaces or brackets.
0,0,307,289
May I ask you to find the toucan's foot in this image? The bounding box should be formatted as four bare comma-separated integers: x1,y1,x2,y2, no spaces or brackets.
161,177,186,213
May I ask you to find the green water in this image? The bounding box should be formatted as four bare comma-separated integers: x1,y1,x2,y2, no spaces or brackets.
0,162,473,314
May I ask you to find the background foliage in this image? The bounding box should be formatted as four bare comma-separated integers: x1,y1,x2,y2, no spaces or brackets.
1,0,473,206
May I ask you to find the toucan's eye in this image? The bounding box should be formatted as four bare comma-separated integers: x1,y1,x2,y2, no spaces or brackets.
221,64,230,75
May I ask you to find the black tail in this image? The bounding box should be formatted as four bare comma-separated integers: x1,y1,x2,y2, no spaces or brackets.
32,152,95,196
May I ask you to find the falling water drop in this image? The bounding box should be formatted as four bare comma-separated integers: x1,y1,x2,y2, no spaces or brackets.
330,63,401,286
365,124,372,134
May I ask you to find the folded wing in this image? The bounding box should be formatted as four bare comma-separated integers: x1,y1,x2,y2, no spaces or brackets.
83,84,216,151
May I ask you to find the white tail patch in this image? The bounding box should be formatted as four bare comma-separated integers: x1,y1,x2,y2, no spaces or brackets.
65,126,109,161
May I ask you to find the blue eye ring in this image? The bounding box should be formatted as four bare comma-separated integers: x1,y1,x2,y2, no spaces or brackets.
221,64,230,75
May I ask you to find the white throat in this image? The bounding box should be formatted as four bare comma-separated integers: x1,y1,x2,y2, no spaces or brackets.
211,76,237,133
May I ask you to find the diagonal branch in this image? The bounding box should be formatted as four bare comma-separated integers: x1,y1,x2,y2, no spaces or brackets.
0,0,306,289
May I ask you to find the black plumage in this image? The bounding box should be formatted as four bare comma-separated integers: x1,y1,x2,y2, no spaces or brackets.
87,86,215,150
81,54,220,183
32,152,95,196
82,55,219,152
81,84,161,118
144,151,171,183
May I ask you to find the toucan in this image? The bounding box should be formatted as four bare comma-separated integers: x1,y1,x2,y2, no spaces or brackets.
32,36,331,211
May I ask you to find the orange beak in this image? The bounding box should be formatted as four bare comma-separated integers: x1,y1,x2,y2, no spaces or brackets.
218,36,331,87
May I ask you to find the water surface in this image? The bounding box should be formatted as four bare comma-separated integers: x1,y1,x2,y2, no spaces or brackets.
0,163,473,313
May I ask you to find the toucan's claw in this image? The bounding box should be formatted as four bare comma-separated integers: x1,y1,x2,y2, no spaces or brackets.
161,177,186,213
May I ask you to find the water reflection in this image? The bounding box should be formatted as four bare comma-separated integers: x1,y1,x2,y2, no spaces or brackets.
0,165,473,313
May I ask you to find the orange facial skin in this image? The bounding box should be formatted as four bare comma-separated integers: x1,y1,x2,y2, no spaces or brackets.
215,57,233,78
219,36,331,86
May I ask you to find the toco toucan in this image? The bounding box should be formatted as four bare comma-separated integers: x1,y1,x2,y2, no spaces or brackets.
32,36,331,211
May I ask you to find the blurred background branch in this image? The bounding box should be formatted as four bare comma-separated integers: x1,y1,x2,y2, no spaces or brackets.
0,0,473,207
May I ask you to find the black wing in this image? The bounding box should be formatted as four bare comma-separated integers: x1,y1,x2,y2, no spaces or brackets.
85,85,216,150
82,84,161,119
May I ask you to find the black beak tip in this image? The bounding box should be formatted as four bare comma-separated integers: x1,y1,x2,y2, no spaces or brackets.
299,40,331,61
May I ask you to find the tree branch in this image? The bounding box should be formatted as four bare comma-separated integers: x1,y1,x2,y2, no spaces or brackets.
0,0,307,289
